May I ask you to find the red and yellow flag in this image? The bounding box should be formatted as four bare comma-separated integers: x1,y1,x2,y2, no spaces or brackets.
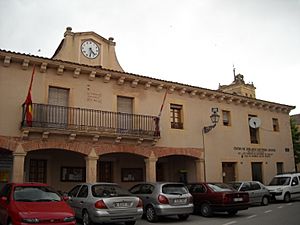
24,65,36,126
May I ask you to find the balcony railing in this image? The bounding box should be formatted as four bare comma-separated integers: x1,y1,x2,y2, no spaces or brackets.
21,103,160,138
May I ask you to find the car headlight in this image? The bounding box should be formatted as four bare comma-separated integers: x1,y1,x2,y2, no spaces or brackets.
64,216,76,222
276,188,283,192
22,218,39,223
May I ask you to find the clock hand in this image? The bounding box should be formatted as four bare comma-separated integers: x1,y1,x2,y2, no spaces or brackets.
90,48,96,56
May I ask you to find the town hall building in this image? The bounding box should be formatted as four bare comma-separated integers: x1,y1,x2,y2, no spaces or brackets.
0,27,295,192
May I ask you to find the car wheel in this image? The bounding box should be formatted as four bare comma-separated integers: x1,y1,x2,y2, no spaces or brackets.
200,203,212,217
261,196,269,206
125,221,136,225
82,210,93,225
178,214,189,221
227,210,238,216
145,205,158,222
284,192,291,203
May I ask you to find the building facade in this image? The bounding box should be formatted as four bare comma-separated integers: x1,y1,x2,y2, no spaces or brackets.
0,28,296,192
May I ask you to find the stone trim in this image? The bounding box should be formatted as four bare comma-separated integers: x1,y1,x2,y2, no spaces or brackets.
0,136,203,159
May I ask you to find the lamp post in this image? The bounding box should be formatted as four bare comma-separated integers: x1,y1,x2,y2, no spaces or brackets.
201,108,220,182
203,108,220,133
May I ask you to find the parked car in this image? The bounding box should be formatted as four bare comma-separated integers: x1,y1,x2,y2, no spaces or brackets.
187,182,249,217
67,182,143,225
227,181,271,205
129,182,193,222
266,172,300,202
0,182,75,225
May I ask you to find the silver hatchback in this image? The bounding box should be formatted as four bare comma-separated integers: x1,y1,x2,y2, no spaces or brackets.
67,183,143,225
129,182,193,222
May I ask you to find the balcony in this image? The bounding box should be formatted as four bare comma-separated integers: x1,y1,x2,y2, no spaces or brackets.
21,103,160,141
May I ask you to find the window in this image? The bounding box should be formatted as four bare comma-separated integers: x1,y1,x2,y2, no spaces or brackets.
222,110,231,126
250,182,261,190
240,182,251,191
77,185,88,198
117,96,133,114
48,87,69,128
292,177,299,186
272,118,279,131
276,162,284,174
61,167,85,182
68,185,81,197
117,96,133,131
249,115,260,144
170,104,183,129
99,161,113,182
121,168,143,182
29,159,47,183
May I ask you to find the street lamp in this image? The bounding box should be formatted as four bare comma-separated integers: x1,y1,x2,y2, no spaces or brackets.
203,108,220,133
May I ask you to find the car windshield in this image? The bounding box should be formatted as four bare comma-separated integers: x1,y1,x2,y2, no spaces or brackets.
227,182,242,190
14,186,61,202
208,183,233,192
92,184,131,197
162,184,188,195
269,177,291,186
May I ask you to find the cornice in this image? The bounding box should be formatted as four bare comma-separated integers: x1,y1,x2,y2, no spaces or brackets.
0,49,295,114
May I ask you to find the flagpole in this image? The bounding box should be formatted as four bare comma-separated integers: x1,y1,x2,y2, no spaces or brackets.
158,88,168,117
154,88,168,137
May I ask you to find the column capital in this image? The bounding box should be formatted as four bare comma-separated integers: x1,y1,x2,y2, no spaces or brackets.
85,148,99,161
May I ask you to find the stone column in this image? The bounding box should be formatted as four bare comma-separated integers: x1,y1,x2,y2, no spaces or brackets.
85,148,99,183
12,144,27,183
195,159,205,182
144,151,157,182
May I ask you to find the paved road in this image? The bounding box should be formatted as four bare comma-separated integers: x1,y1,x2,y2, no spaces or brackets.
77,200,300,225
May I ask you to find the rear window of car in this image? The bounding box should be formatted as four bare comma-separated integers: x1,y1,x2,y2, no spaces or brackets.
14,186,61,202
227,182,242,190
269,177,291,186
162,184,188,195
208,183,233,192
92,184,131,197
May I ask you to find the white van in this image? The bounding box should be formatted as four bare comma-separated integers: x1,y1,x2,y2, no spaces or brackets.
266,172,300,202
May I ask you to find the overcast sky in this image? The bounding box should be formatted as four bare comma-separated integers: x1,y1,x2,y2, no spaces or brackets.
1,0,299,114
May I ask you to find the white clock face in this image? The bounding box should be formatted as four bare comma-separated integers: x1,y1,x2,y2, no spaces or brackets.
81,40,99,59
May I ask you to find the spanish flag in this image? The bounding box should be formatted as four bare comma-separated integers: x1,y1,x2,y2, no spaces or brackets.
24,65,36,126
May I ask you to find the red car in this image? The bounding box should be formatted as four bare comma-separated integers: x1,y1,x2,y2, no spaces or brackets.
0,183,76,225
188,182,249,217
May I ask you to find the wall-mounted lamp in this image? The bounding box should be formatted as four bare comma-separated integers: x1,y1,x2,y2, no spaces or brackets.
203,107,220,133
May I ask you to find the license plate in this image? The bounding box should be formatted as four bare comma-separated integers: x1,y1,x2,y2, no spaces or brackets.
115,202,130,207
174,198,187,204
233,197,243,202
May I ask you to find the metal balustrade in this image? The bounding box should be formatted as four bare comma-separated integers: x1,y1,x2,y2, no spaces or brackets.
21,103,160,138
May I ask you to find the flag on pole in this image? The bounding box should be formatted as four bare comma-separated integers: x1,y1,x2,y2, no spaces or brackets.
24,65,36,126
158,88,168,117
154,88,168,137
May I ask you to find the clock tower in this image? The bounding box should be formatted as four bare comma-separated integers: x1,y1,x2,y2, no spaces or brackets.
52,27,124,71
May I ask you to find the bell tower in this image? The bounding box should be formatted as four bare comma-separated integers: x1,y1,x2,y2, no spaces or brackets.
218,69,256,98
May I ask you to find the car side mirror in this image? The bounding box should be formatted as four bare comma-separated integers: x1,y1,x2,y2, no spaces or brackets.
62,196,70,201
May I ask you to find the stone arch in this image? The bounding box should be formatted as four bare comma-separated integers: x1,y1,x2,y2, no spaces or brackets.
94,144,151,158
0,136,18,152
155,147,203,159
20,140,92,156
